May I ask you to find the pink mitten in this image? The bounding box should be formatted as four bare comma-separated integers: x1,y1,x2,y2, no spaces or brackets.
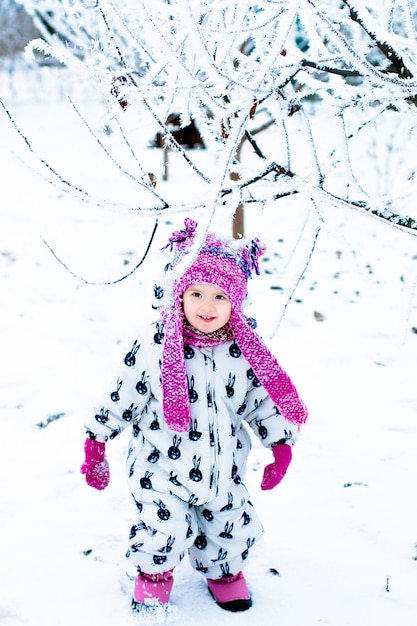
261,444,292,490
80,438,110,490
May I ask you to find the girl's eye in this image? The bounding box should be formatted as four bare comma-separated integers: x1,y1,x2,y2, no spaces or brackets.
215,294,225,300
191,292,201,298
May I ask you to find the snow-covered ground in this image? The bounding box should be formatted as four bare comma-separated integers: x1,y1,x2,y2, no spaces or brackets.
1,64,417,625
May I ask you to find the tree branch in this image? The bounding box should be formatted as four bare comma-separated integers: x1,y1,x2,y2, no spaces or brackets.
41,218,159,285
301,59,363,79
223,161,417,236
342,0,414,79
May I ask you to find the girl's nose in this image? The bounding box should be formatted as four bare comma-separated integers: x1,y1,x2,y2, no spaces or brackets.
200,297,215,311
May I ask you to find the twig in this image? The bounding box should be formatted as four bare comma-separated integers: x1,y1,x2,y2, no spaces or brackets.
301,59,363,78
68,97,165,199
41,218,159,285
37,412,66,429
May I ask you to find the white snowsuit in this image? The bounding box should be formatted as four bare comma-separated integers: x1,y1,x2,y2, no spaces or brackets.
85,319,298,579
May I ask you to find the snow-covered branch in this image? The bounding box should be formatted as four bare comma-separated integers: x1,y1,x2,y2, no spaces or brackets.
8,0,417,266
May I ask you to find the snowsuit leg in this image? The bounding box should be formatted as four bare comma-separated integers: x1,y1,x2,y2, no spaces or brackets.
126,470,262,578
126,488,198,573
189,482,264,579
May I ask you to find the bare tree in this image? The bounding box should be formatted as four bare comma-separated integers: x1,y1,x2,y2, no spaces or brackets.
5,0,417,320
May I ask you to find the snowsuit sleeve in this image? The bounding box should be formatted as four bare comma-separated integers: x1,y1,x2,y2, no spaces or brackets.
84,337,153,442
243,370,299,448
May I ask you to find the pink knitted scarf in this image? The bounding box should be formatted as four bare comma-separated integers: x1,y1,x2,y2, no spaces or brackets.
228,309,308,427
161,306,308,432
183,318,233,347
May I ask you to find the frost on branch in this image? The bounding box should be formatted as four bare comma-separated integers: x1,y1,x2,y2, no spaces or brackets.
6,1,417,316
13,1,417,222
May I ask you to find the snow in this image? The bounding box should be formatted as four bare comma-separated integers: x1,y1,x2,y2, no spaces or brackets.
1,67,417,626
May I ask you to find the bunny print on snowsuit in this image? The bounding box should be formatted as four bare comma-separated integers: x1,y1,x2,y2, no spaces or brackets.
84,320,298,579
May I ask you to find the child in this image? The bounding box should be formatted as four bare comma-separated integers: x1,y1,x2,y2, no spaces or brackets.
81,218,307,613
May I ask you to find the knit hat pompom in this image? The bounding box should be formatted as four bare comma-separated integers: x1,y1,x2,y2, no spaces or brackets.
158,218,307,432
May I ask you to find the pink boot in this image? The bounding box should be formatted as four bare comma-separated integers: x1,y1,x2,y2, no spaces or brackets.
207,571,252,612
132,570,174,611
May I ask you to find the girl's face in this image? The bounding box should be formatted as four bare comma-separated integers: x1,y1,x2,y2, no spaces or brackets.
182,283,232,333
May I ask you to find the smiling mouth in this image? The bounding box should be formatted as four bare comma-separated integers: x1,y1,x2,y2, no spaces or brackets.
199,315,215,321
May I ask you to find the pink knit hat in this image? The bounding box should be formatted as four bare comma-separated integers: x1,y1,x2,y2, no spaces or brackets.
157,218,308,432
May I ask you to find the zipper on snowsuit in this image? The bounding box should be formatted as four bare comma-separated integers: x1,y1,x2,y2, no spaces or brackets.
203,348,220,502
